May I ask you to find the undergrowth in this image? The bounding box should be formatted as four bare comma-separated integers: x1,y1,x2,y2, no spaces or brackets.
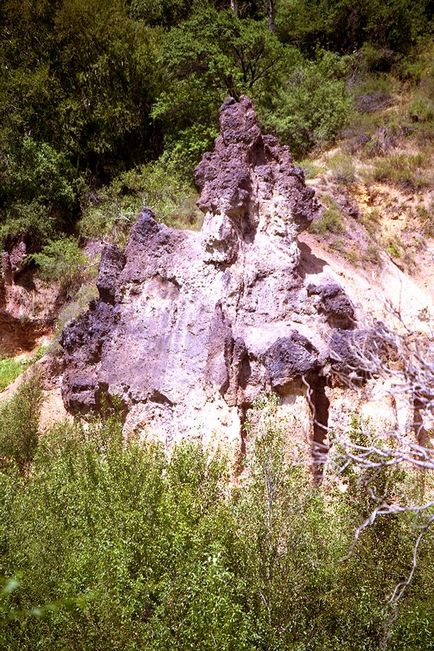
0,393,433,649
0,347,46,392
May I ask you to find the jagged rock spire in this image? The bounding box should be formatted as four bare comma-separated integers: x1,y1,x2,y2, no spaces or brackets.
195,96,318,264
60,96,359,461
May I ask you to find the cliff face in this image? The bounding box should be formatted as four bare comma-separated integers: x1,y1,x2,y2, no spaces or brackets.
60,96,378,454
1,242,60,355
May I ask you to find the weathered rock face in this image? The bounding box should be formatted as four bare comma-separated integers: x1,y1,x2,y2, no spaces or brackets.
60,96,366,454
0,240,61,355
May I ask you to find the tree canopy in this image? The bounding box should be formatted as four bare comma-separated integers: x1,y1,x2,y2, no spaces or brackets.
0,0,431,249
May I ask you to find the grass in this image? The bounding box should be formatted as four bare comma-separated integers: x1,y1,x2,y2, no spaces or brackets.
368,153,430,190
79,160,201,245
328,152,356,184
0,345,47,392
386,240,401,258
298,159,326,179
329,239,360,265
310,198,345,235
360,208,381,236
415,203,434,237
364,243,382,265
0,359,27,392
409,94,434,124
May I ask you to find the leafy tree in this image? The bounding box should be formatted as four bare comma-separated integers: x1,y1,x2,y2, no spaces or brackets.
261,50,353,157
79,160,200,243
0,0,432,251
276,0,432,55
0,0,163,250
153,7,287,170
0,138,79,249
1,0,160,168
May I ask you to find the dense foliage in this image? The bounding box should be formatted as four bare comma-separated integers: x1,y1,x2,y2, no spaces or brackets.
0,0,432,251
0,385,433,649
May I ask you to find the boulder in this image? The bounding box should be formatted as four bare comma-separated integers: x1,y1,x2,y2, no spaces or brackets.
307,282,355,329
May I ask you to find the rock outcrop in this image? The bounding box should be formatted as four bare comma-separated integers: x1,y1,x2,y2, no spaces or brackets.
60,96,371,455
1,240,61,355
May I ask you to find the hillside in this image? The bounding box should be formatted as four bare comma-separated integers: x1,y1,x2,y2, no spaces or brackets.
1,2,434,649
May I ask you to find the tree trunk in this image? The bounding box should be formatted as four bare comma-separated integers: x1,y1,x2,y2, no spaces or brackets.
267,0,276,32
230,0,238,16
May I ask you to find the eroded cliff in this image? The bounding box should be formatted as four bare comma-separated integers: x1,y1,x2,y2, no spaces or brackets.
59,96,398,456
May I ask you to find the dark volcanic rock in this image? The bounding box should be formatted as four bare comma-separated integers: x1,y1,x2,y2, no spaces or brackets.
263,333,320,390
195,95,317,236
308,282,355,329
97,244,126,304
328,326,390,380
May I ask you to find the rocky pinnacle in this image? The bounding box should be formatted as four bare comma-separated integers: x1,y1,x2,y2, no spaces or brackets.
60,96,362,454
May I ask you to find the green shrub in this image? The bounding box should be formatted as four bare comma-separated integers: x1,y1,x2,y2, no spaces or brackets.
0,359,27,393
415,203,434,236
0,201,57,252
409,94,434,123
0,347,47,392
262,51,354,158
30,238,93,296
0,139,80,250
370,153,430,189
276,0,431,55
310,198,345,235
387,240,402,258
0,375,43,473
328,152,356,184
361,210,380,237
0,401,432,649
298,160,326,179
330,238,360,264
79,160,201,242
0,418,253,650
2,138,77,210
364,243,382,265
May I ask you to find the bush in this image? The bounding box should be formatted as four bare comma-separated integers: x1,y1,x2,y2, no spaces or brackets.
30,238,92,296
415,202,434,237
370,153,430,190
298,160,326,179
409,94,434,123
364,243,382,265
310,198,345,235
276,0,432,55
262,51,354,158
387,239,402,258
0,399,433,648
79,160,201,242
0,359,27,393
0,201,57,253
0,418,253,649
0,375,43,473
328,152,356,184
0,347,47,392
0,139,80,250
